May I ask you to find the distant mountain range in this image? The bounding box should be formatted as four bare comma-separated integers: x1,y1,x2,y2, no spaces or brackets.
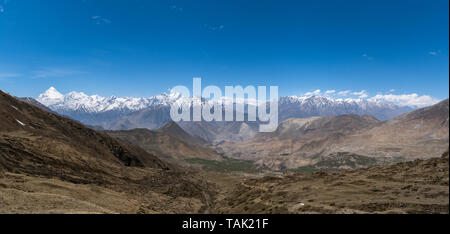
219,99,449,170
278,96,412,122
36,87,416,143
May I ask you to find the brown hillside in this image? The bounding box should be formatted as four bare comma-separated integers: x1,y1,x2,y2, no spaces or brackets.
105,128,222,165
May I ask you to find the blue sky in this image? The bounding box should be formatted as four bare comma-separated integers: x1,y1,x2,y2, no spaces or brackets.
0,0,448,103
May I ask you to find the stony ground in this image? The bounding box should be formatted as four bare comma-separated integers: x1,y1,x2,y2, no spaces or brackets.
211,151,449,214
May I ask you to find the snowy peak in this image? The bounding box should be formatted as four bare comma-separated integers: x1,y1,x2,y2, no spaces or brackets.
39,87,63,99
37,87,64,106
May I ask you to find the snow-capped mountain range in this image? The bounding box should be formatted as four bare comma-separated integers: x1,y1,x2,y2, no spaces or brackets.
277,95,413,121
35,87,414,138
279,95,399,109
37,87,184,113
38,87,409,114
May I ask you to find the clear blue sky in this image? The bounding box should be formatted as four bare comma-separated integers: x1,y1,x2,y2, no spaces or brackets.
0,0,448,100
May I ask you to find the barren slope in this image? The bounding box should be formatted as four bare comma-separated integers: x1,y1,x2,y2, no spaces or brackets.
332,99,449,159
105,127,222,165
157,121,208,146
219,114,382,170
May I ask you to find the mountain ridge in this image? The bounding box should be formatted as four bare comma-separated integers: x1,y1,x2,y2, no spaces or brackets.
157,121,208,146
35,87,419,143
37,87,416,117
218,100,449,170
105,127,222,165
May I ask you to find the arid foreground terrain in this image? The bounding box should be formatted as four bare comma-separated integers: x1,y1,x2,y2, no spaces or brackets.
213,149,448,214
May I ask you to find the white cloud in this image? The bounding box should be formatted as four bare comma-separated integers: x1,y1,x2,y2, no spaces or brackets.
92,16,111,25
304,89,321,96
362,53,374,60
337,90,351,96
428,50,442,56
32,68,86,78
0,73,21,79
169,4,183,12
352,90,368,98
204,24,225,31
368,93,440,107
325,90,336,95
389,89,396,92
0,0,7,13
